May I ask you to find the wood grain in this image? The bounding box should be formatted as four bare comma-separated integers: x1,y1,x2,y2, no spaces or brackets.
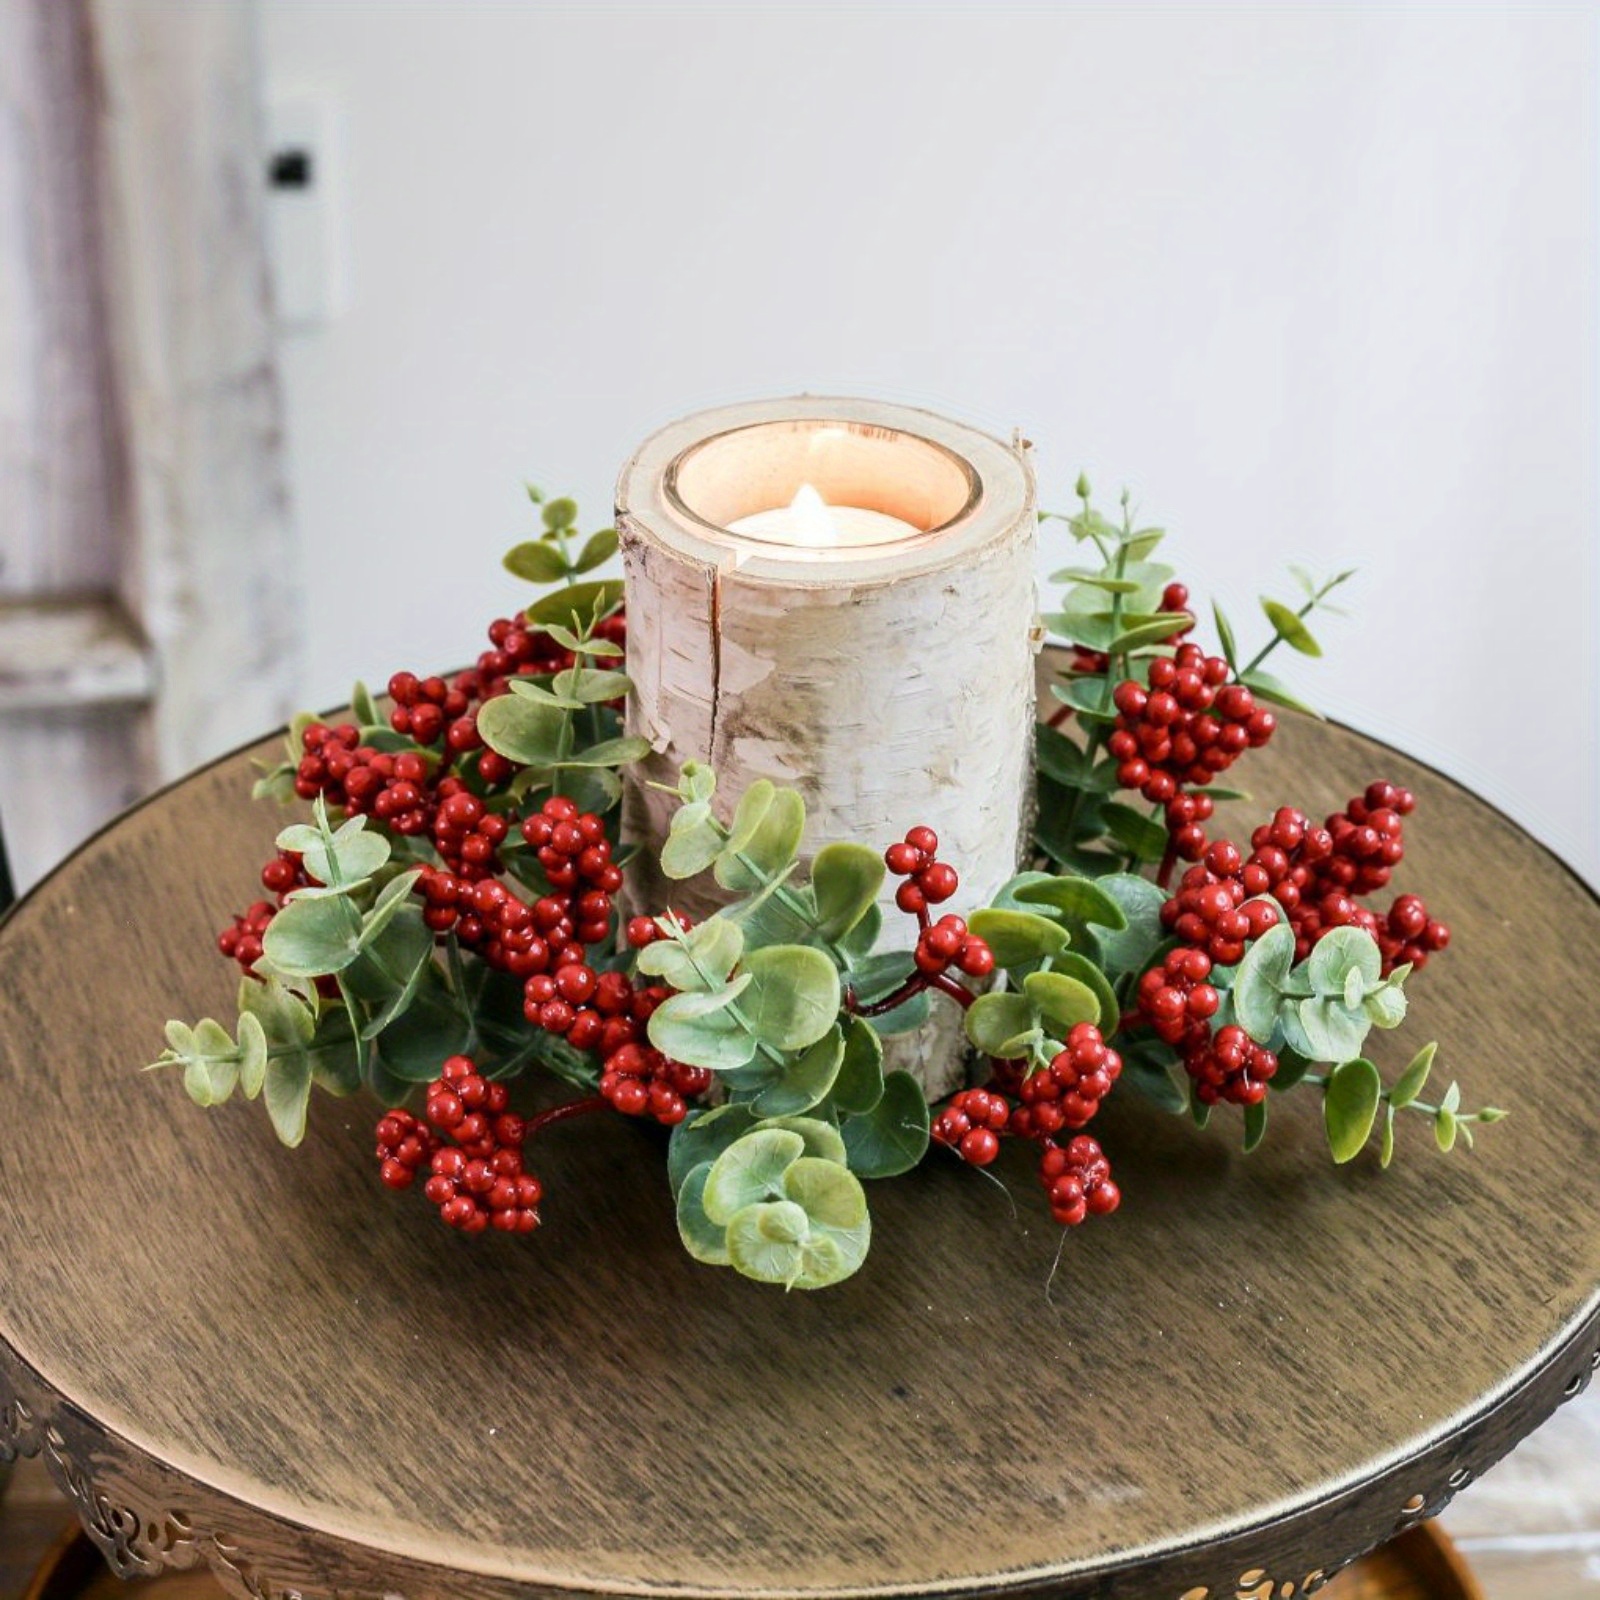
0,715,1597,1599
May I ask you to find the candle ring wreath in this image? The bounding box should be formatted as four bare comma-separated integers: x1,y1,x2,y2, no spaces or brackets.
149,457,1501,1293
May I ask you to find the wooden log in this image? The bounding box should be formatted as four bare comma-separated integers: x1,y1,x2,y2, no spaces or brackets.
617,397,1037,1097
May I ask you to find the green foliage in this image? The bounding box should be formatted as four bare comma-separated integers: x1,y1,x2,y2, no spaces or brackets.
840,1070,930,1177
1324,1057,1382,1162
1261,598,1321,657
810,843,886,941
679,1125,871,1289
966,908,1068,967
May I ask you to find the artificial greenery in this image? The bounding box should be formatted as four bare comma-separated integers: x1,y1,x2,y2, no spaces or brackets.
149,478,1500,1292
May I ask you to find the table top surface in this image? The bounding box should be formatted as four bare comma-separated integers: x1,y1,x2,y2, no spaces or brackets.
0,718,1597,1600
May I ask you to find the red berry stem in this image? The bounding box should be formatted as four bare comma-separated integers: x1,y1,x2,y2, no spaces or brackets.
846,975,928,1018
1156,835,1179,890
524,1094,610,1138
927,971,976,1011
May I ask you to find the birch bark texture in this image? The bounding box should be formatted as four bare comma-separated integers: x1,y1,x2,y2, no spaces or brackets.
617,397,1038,1097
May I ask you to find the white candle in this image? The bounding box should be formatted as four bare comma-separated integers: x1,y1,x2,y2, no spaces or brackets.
726,483,923,550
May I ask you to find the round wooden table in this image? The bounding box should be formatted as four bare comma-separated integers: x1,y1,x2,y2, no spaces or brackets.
0,719,1595,1600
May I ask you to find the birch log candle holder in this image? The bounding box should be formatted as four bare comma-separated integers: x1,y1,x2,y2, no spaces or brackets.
617,397,1038,1096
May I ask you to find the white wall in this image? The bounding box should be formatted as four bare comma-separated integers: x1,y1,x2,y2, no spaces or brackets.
258,1,1598,886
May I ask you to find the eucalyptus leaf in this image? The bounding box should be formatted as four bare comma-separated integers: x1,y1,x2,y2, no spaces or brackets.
661,801,725,879
967,908,1069,968
503,539,570,583
965,992,1035,1056
1045,952,1119,1033
476,692,571,767
1232,921,1296,1041
1389,1041,1436,1108
541,496,579,529
1296,995,1371,1064
739,944,842,1053
1013,873,1128,932
1239,669,1322,719
831,1016,886,1115
721,779,774,857
238,975,317,1049
675,1162,732,1264
1261,598,1321,657
1242,1097,1268,1154
724,1201,809,1286
1087,873,1168,975
1307,926,1381,996
553,667,632,704
716,786,805,892
1024,969,1102,1032
637,915,744,989
561,734,651,769
525,578,624,630
679,762,717,804
840,1070,930,1178
667,1104,760,1197
1363,982,1407,1029
572,527,619,573
649,988,759,1072
236,1011,269,1099
702,1128,806,1225
811,843,886,941
263,1052,314,1147
752,1025,845,1116
1379,1103,1396,1169
783,1155,869,1230
1435,1106,1459,1152
761,1115,849,1166
261,894,363,978
1324,1057,1381,1163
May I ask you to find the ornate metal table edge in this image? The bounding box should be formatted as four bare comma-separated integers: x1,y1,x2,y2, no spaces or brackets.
2,1313,1597,1600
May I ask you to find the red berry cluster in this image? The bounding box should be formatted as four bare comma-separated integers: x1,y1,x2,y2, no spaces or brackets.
598,1043,712,1125
1038,1135,1120,1226
1186,1024,1279,1106
1158,786,1449,977
1133,945,1274,1102
931,1088,1010,1166
1135,946,1220,1051
259,848,315,899
295,729,437,837
884,826,958,917
431,789,510,882
1008,1023,1124,1138
523,798,624,902
914,914,995,979
381,1056,543,1234
374,1108,438,1190
386,672,471,749
1161,840,1282,964
933,1027,1123,1227
217,901,277,973
1107,642,1276,811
